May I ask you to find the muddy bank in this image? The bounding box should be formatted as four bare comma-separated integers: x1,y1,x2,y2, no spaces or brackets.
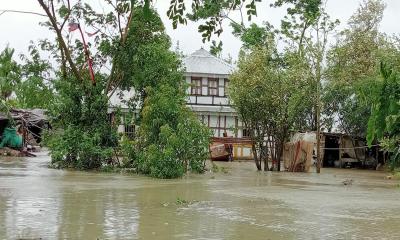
0,152,399,239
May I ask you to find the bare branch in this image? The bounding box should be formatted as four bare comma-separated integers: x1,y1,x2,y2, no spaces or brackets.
37,0,82,82
105,5,134,93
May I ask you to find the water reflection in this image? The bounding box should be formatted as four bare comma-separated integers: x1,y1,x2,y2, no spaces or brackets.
1,153,400,239
57,189,139,239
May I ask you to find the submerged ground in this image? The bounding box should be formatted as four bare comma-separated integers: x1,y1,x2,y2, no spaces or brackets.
0,152,400,239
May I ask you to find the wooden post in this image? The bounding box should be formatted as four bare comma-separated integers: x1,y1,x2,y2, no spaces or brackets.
317,130,321,173
315,56,322,173
339,135,342,168
316,119,321,173
22,121,27,148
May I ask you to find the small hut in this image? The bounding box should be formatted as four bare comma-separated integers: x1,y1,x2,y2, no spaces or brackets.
0,109,49,150
285,131,380,170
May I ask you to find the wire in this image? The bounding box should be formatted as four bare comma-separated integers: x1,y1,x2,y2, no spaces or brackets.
321,144,380,150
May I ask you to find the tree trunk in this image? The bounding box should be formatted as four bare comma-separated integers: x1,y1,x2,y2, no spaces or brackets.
350,136,360,162
37,0,82,82
263,144,269,171
252,143,261,171
277,141,284,172
259,142,268,171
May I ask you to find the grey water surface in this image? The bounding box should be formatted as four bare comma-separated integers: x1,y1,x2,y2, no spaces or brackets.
1,151,400,239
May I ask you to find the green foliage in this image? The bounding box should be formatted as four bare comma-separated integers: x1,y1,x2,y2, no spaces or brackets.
120,136,137,167
30,2,212,177
48,125,116,169
16,44,54,109
135,85,211,178
176,197,189,205
271,0,322,45
47,75,118,170
210,40,223,57
116,8,211,178
232,22,274,50
367,63,400,169
183,0,260,42
324,0,392,136
116,7,182,98
0,46,20,101
167,0,323,43
230,44,310,170
0,44,54,109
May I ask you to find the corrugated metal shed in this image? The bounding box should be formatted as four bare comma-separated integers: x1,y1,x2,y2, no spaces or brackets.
183,48,235,75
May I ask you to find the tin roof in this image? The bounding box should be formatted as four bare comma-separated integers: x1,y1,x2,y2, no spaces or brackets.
183,48,235,76
0,109,48,125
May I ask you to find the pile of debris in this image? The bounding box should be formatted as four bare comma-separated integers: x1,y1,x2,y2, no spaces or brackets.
0,108,49,157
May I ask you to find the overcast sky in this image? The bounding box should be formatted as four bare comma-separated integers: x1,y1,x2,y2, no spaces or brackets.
0,0,399,61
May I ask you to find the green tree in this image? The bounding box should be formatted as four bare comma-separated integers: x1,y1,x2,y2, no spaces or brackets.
271,0,322,50
230,44,310,171
32,0,333,175
115,7,182,101
118,8,211,178
16,43,54,109
367,63,400,170
46,70,118,169
36,0,131,169
136,84,211,178
36,1,211,176
324,0,387,138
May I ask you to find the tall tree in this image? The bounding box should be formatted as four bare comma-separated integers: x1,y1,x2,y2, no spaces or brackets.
367,62,400,169
118,7,211,178
324,0,388,137
230,43,310,171
35,1,211,176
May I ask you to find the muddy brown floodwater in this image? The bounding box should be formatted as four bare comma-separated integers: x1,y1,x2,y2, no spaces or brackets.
1,151,400,239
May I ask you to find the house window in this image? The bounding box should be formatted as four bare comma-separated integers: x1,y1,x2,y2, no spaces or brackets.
208,78,218,96
242,128,251,138
224,79,229,96
124,124,135,139
123,113,135,139
191,77,202,95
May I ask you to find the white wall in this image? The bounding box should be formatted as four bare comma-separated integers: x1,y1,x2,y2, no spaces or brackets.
184,73,246,138
219,78,225,97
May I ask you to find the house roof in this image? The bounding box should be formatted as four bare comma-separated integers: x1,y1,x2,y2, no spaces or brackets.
0,109,48,125
183,48,235,76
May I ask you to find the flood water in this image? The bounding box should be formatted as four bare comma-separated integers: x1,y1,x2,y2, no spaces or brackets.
1,152,400,240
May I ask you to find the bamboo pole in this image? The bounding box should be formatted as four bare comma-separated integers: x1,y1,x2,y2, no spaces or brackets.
316,76,321,173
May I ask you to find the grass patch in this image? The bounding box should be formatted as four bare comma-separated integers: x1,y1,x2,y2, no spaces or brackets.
211,162,219,173
175,197,198,206
176,197,189,205
211,162,229,174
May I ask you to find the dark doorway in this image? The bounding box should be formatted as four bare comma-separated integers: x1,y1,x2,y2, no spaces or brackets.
0,119,10,138
323,135,340,167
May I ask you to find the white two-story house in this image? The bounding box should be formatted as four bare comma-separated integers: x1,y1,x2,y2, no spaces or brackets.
183,48,247,138
109,48,252,159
